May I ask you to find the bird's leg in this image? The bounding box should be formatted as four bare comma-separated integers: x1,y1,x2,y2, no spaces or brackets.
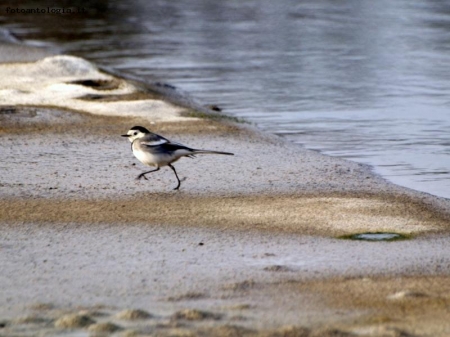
136,167,160,180
168,164,181,190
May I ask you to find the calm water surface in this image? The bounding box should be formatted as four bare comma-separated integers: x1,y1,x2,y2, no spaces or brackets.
3,0,450,198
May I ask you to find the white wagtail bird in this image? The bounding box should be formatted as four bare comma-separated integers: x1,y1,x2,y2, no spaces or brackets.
122,126,234,190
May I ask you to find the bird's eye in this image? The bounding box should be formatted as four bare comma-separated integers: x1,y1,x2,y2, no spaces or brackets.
133,132,138,136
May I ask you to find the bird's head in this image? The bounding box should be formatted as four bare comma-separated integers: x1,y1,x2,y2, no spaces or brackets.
121,126,150,142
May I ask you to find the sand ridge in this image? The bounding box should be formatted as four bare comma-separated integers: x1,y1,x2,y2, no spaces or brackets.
1,192,449,237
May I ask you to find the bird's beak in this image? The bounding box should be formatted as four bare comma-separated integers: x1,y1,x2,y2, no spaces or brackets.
121,134,129,137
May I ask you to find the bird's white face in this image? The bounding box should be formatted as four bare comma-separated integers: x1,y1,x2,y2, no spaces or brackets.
122,129,147,142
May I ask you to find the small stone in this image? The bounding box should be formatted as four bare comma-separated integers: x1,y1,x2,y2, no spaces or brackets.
77,309,108,317
54,314,95,328
387,290,428,300
115,309,152,320
172,309,221,321
263,265,292,272
208,105,222,112
88,322,122,333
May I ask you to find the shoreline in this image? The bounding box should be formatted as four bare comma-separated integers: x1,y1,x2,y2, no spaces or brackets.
1,42,450,336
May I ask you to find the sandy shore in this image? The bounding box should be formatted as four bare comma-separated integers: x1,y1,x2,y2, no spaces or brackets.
1,42,450,336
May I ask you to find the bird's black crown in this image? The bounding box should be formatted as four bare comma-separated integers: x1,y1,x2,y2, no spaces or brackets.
130,126,150,133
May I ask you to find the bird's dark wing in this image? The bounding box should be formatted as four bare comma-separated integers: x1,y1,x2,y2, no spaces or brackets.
157,142,195,153
140,133,170,146
141,134,196,157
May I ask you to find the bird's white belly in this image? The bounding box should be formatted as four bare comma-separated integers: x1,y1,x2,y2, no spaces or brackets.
133,148,174,167
133,149,158,167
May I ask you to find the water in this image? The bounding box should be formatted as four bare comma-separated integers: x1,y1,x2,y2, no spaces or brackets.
2,0,450,198
345,233,405,242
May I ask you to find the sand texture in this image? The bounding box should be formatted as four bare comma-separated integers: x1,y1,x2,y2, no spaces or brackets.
1,42,450,336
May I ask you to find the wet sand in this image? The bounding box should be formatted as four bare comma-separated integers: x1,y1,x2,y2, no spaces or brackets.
1,44,450,336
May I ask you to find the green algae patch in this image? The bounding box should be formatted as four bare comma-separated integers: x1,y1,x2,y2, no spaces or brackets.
339,232,412,242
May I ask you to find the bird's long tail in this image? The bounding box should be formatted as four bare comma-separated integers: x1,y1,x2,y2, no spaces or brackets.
192,149,234,156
